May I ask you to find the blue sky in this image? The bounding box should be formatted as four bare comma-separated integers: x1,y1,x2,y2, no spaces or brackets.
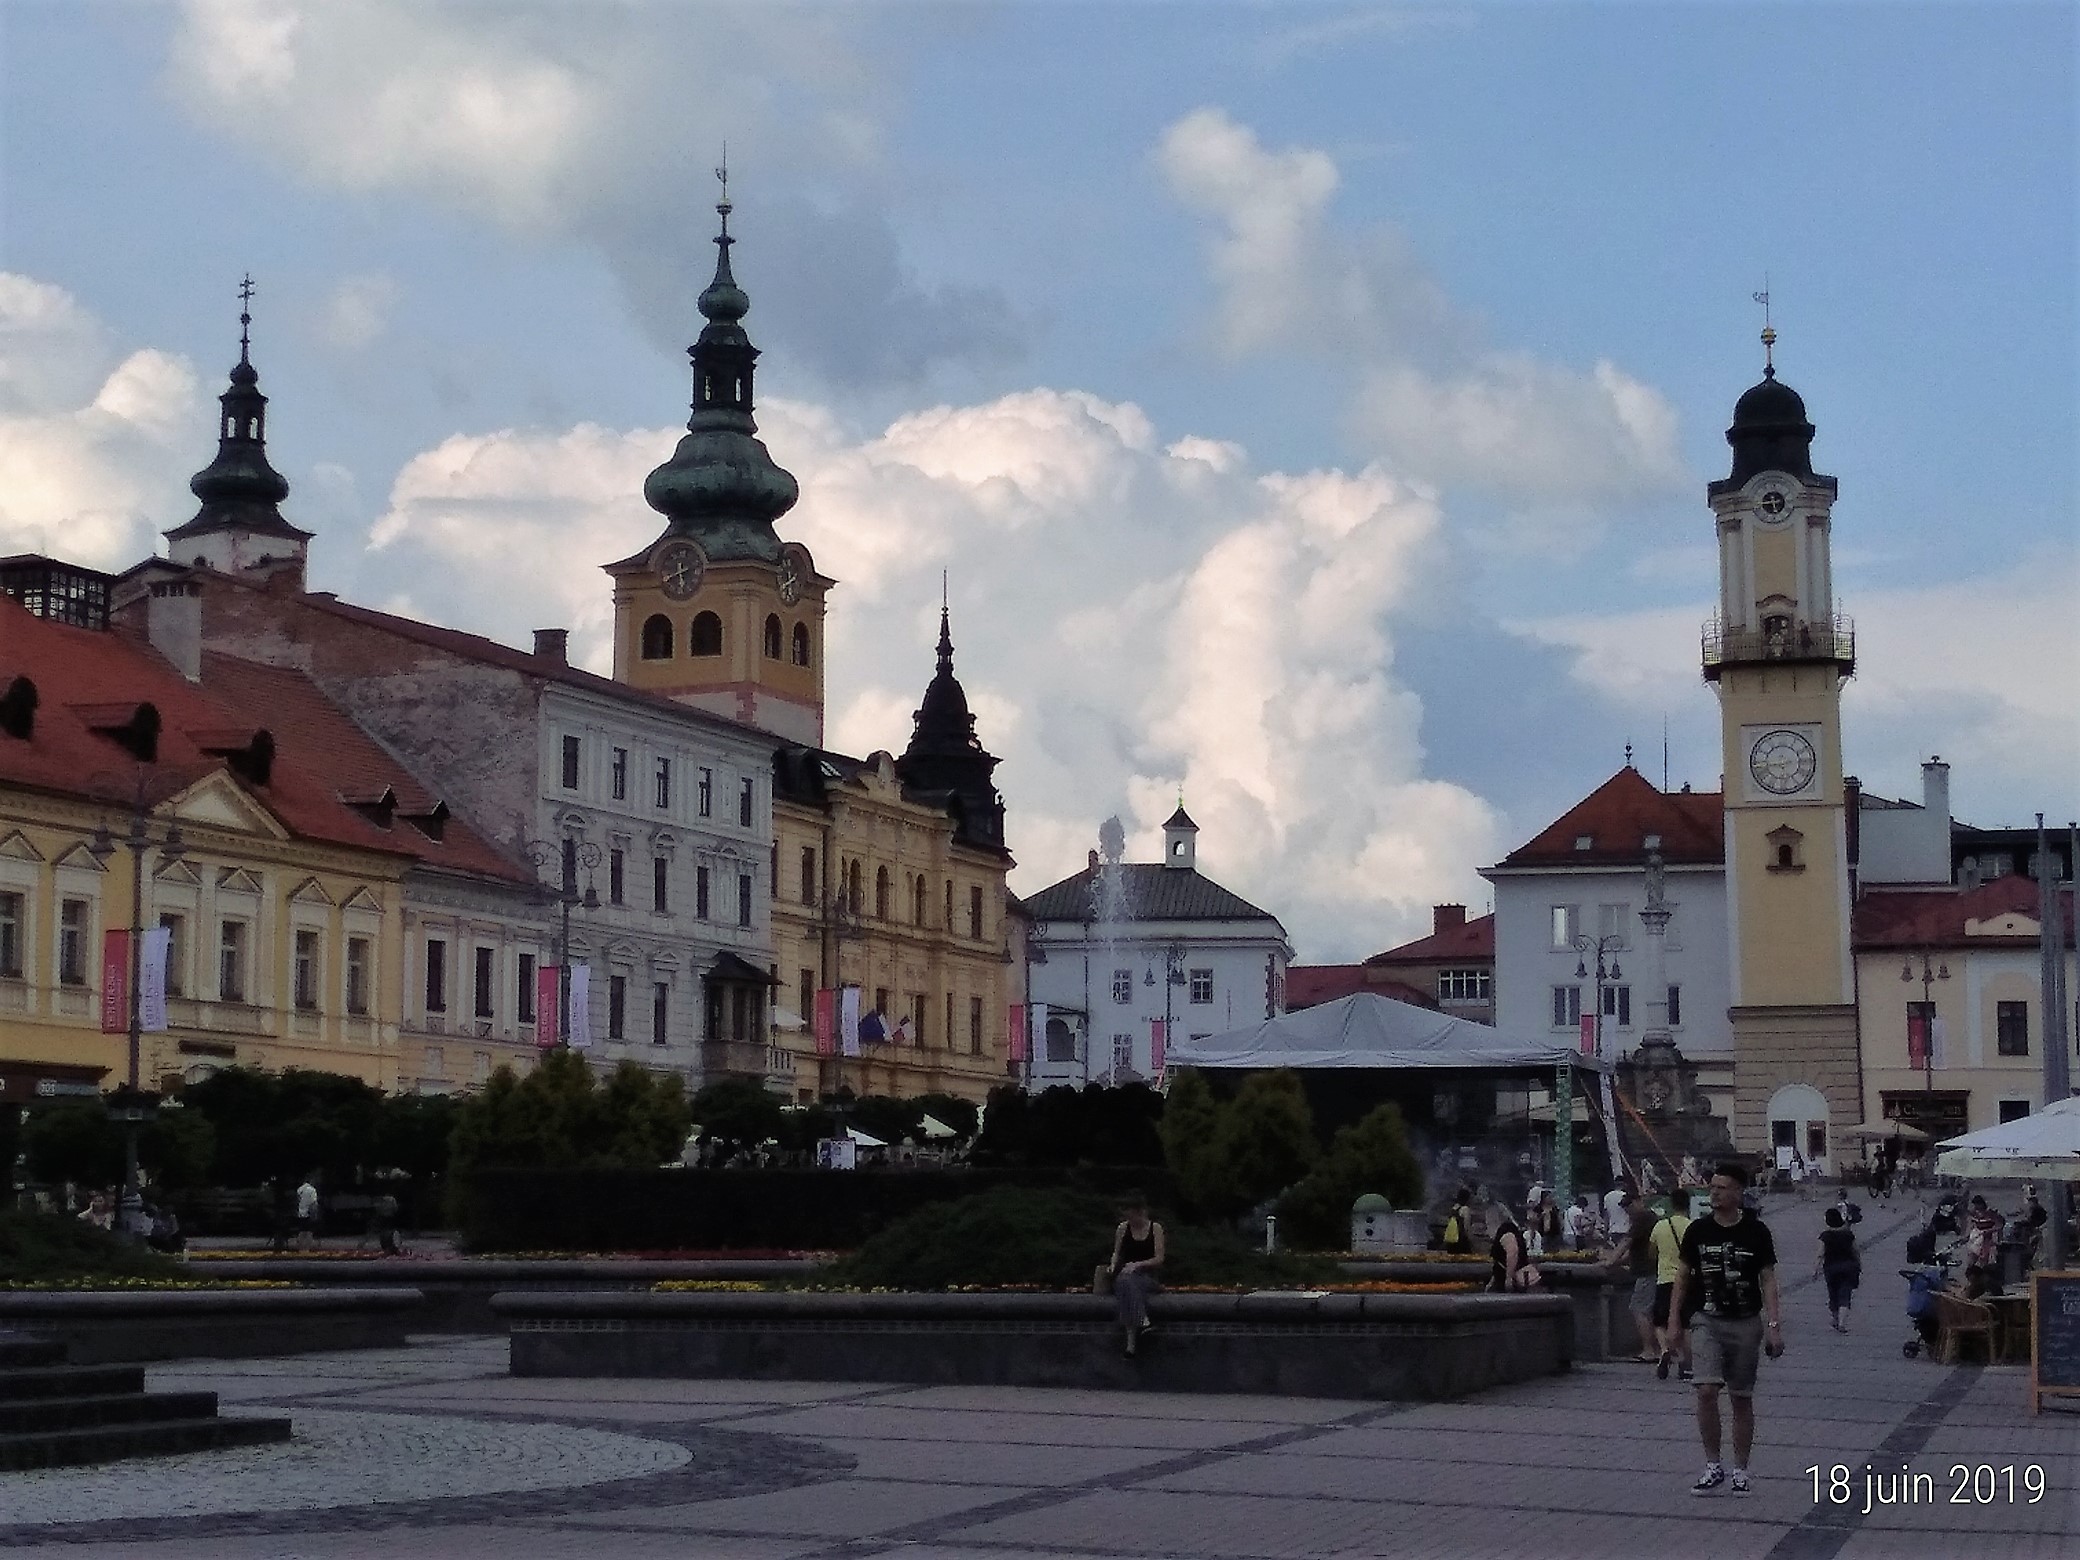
3,2,2073,960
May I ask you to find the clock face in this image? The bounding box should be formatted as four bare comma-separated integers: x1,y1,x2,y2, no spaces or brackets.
657,541,707,600
1749,729,1818,795
776,550,802,606
1757,489,1789,521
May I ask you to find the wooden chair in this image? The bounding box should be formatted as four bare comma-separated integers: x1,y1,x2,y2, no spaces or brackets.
1932,1292,1997,1364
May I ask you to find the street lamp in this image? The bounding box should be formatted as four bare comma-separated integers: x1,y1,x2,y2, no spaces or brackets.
86,776,184,1241
521,837,600,1047
1573,932,1624,1061
1900,953,1950,1097
816,888,864,1095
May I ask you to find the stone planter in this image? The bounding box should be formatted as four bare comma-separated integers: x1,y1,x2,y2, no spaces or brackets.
0,1288,422,1363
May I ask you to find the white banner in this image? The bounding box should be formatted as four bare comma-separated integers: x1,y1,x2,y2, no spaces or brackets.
840,986,861,1057
1929,1015,1947,1070
567,962,592,1049
139,926,171,1034
1032,1003,1048,1058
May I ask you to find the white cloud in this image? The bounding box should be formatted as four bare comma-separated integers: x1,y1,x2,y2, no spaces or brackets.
1154,108,1684,506
362,388,1505,958
0,275,200,568
318,274,398,352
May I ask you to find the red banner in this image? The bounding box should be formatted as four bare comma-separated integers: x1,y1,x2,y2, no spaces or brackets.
1578,1013,1597,1056
1906,1008,1928,1069
1149,1018,1166,1078
100,930,129,1034
1007,1003,1027,1063
813,988,836,1056
535,964,561,1048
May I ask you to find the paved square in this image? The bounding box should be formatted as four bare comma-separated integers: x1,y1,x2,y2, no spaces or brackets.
1,1198,2072,1559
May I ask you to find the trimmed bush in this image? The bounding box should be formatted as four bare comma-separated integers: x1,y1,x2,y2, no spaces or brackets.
1275,1102,1426,1250
0,1209,180,1284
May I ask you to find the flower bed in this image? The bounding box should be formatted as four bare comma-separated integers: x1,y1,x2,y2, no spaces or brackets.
2,1278,299,1291
651,1277,1483,1296
187,1247,838,1262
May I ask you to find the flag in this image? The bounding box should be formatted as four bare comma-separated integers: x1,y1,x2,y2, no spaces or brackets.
1929,1015,1947,1070
890,1015,912,1047
1578,1013,1597,1056
139,926,170,1034
1007,1003,1027,1063
1906,1008,1928,1069
814,988,836,1056
1149,1018,1166,1080
100,930,129,1034
536,964,562,1048
860,1008,887,1045
841,986,861,1057
567,963,591,1049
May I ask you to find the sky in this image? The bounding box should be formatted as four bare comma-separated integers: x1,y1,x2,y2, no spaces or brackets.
2,0,2074,964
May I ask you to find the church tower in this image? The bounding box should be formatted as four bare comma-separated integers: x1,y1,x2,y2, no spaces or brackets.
1704,324,1860,1161
606,180,830,743
163,279,312,587
894,600,1006,851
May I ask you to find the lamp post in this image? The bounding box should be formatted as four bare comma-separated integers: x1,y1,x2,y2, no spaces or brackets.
1573,931,1626,1192
817,888,863,1094
521,838,600,1047
85,778,184,1242
1900,952,1949,1099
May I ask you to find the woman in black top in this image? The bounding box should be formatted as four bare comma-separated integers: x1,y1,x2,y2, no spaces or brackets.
1108,1192,1165,1357
1489,1206,1533,1292
1815,1207,1860,1332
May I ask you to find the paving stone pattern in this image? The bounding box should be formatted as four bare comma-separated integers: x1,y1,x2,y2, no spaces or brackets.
0,1196,2073,1558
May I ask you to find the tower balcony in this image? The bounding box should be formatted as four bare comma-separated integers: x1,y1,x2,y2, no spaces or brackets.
1702,614,1854,681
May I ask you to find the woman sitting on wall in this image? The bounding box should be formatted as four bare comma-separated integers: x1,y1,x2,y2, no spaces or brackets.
1108,1191,1166,1358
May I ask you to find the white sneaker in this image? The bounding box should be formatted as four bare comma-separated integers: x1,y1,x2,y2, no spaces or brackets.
1731,1469,1751,1494
1692,1464,1726,1495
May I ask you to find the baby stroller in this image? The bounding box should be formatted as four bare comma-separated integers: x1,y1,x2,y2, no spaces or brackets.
1900,1265,1943,1357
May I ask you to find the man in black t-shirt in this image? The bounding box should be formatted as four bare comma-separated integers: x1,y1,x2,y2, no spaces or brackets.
1667,1161,1782,1497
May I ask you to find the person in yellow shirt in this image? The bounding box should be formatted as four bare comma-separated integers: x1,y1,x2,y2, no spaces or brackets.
1648,1200,1694,1380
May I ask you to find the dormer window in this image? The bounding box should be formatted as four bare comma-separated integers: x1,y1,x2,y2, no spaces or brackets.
1574,836,1593,852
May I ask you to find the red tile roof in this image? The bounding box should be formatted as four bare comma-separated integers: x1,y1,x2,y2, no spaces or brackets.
1365,912,1495,966
0,595,417,863
1495,767,1723,869
1854,875,2075,950
1285,965,1436,1012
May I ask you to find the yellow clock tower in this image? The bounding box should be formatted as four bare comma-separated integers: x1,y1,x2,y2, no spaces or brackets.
1704,329,1861,1162
606,183,831,744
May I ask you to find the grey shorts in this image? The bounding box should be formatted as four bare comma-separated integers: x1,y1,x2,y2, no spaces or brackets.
1629,1275,1657,1316
1691,1313,1765,1395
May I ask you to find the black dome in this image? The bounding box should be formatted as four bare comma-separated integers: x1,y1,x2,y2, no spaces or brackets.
1724,368,1816,485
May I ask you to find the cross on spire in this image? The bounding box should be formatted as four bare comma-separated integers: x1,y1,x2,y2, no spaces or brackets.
714,144,731,238
237,273,255,364
1751,277,1775,375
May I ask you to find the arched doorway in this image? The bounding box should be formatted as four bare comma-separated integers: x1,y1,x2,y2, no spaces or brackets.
1765,1083,1831,1177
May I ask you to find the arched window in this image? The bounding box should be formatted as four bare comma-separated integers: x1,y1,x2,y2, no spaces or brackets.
640,614,673,660
912,875,927,926
762,614,782,659
846,859,863,916
688,611,723,656
874,865,891,920
790,622,811,667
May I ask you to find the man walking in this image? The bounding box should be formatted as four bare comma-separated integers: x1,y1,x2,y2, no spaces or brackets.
1667,1162,1782,1495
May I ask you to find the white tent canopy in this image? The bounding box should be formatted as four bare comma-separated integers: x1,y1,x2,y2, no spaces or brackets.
1934,1096,2080,1181
1168,994,1612,1074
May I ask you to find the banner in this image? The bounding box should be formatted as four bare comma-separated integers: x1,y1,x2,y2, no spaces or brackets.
1007,1003,1027,1063
859,1008,887,1046
1578,1013,1597,1057
1149,1018,1166,1081
567,963,591,1049
813,988,836,1056
840,986,861,1057
1906,1008,1927,1069
139,926,170,1034
890,1015,912,1047
1032,1003,1048,1061
536,964,561,1048
100,930,129,1034
1930,1015,1947,1070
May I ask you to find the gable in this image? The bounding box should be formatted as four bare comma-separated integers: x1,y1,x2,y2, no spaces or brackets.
341,886,383,914
1966,911,2039,938
167,772,289,840
216,866,264,896
0,830,45,864
288,876,336,907
50,842,108,873
153,857,203,886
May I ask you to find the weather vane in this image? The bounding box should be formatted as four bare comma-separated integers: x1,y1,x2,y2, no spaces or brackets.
1752,276,1775,373
714,143,730,233
237,272,255,363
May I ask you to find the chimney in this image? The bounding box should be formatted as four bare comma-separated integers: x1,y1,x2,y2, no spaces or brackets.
1922,756,1950,821
1433,904,1467,935
146,579,203,682
1087,849,1100,871
533,628,568,666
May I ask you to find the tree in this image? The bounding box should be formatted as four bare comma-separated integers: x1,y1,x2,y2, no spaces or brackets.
1211,1069,1318,1217
1158,1068,1227,1215
372,1092,460,1180
688,1077,786,1154
449,1051,692,1175
1276,1101,1425,1250
23,1101,123,1188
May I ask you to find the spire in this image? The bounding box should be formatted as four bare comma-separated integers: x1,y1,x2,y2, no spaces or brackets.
640,162,800,560
1722,287,1818,487
165,277,310,550
896,586,1005,851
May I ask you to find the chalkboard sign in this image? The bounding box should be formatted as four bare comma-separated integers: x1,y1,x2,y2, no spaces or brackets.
2031,1271,2080,1415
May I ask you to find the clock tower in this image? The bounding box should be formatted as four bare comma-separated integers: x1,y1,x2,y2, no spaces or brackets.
606,180,830,743
1704,328,1861,1159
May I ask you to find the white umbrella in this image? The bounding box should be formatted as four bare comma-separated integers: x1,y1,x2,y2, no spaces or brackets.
918,1114,958,1140
845,1125,887,1148
1934,1097,2080,1181
1843,1119,1929,1142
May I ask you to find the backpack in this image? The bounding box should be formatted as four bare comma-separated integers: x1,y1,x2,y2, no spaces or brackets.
1442,1214,1461,1247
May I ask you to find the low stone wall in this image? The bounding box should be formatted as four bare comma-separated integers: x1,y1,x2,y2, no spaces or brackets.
1337,1259,1636,1361
179,1259,821,1332
495,1289,1574,1402
0,1288,421,1363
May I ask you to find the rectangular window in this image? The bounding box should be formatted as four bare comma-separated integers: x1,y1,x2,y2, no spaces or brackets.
912,992,929,1047
971,997,985,1055
517,952,536,1024
696,766,712,817
1998,1099,2031,1124
653,856,669,914
696,865,711,920
1602,984,1632,1027
608,974,626,1040
1597,902,1630,945
424,937,447,1013
610,746,628,801
969,884,984,940
1437,968,1492,1002
561,734,581,790
739,776,754,827
1189,968,1214,1004
609,849,625,905
1112,1032,1131,1074
293,929,321,1011
219,919,247,1003
1996,1000,2030,1057
655,758,672,809
1112,968,1133,1004
798,969,815,1025
800,847,817,905
738,872,753,928
1551,984,1581,1028
1667,984,1682,1027
561,836,576,895
1550,905,1580,950
474,946,495,1019
158,912,186,996
346,936,370,1016
0,892,22,978
58,898,88,985
653,982,669,1045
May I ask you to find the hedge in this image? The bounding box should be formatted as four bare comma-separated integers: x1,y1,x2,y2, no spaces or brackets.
453,1166,1178,1253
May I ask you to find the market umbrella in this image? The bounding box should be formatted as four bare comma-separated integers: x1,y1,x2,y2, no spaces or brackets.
1843,1119,1929,1142
918,1114,958,1140
1934,1097,2080,1181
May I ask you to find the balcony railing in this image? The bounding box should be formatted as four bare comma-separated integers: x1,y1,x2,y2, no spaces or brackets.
1701,614,1854,679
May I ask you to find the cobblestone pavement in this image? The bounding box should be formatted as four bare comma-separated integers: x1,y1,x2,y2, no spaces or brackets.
3,1196,2074,1559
